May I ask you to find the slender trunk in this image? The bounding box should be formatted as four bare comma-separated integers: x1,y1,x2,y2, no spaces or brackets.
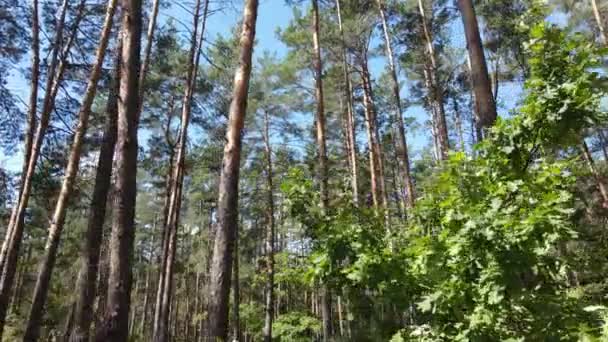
153,1,208,341
94,233,110,333
0,1,76,338
453,99,465,152
231,227,240,341
458,0,497,132
361,61,381,209
18,0,40,215
139,217,156,338
582,140,608,207
598,130,608,161
376,0,416,208
335,0,359,204
592,0,608,45
69,33,121,342
207,0,258,339
11,243,31,315
23,2,118,339
262,110,275,342
337,296,344,337
138,0,160,111
311,1,332,338
95,0,142,340
3,0,82,270
418,0,449,159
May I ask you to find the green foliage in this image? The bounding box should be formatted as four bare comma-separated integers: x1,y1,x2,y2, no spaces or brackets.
272,312,321,341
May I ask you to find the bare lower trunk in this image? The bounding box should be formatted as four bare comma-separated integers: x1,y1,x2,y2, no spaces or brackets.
0,1,76,338
377,0,416,208
95,0,142,340
207,0,258,339
69,34,121,342
361,60,382,209
262,110,275,342
418,0,449,159
152,2,208,341
231,229,240,341
335,0,359,205
582,140,608,207
592,0,608,45
23,2,118,339
19,0,40,216
458,0,497,132
311,1,332,338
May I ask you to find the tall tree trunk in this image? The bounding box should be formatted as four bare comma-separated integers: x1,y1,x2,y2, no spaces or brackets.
138,216,157,339
335,0,359,205
582,140,608,207
69,30,121,342
0,1,77,338
360,59,382,209
95,0,142,340
376,0,416,208
592,0,608,44
207,0,258,339
231,227,240,341
418,0,449,159
458,0,497,134
311,0,332,339
19,0,40,215
452,99,466,152
262,110,275,342
138,0,160,110
23,2,118,339
152,1,208,341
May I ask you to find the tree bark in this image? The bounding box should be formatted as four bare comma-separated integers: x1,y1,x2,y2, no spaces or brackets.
207,0,258,339
458,0,497,133
335,0,359,205
418,0,449,159
262,110,275,342
377,0,416,208
152,1,208,341
68,28,121,342
138,0,161,111
18,0,40,216
581,140,608,207
231,227,240,341
94,0,142,340
0,1,77,338
311,0,332,338
23,2,118,339
592,0,608,45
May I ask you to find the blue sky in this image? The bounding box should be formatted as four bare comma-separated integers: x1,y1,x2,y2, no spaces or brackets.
1,0,531,172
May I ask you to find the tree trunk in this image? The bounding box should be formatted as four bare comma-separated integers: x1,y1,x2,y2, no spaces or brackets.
360,59,382,209
232,226,240,341
335,0,359,205
23,2,118,339
95,0,142,340
0,1,77,338
152,1,208,341
138,217,156,339
262,110,275,342
418,0,449,159
138,0,160,111
592,0,608,45
458,0,497,133
207,0,258,339
581,140,608,207
377,0,416,208
69,31,121,342
19,0,40,217
311,0,332,338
